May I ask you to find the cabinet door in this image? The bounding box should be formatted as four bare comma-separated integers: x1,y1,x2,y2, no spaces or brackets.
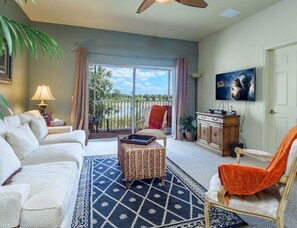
209,125,222,149
198,122,209,144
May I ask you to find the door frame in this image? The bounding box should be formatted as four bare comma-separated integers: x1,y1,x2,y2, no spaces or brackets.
263,39,297,151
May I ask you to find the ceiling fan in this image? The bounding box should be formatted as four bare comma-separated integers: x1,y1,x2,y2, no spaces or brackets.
136,0,208,14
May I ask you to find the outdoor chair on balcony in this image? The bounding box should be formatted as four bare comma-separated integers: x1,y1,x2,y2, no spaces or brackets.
204,126,297,228
136,105,167,147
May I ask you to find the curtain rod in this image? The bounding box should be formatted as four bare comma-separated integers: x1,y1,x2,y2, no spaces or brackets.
71,48,191,62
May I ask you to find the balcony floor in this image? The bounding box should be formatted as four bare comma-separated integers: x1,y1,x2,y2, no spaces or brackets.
89,127,172,139
88,129,132,139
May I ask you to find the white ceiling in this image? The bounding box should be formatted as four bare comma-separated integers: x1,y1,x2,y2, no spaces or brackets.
18,0,281,41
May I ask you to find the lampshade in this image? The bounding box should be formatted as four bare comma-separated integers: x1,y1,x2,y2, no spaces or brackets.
31,84,55,104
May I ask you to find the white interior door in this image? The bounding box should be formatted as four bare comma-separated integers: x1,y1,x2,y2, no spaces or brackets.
268,44,297,153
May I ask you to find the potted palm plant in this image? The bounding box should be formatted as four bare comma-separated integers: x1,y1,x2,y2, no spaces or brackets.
0,16,62,59
178,116,197,141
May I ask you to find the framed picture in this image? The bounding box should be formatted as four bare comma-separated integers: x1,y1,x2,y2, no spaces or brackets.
0,40,12,84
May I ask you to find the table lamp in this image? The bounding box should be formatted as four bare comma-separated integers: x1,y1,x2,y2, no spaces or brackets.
31,84,55,117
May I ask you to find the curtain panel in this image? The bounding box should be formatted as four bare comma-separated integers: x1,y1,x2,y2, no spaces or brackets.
174,58,189,140
70,48,89,143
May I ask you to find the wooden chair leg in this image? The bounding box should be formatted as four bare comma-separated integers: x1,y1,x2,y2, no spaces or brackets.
276,216,284,228
204,201,211,228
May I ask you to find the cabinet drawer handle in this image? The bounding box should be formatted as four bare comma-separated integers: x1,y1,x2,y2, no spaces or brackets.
212,118,218,121
214,133,217,137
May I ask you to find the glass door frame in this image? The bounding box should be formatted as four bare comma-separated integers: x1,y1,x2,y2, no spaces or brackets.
89,63,174,134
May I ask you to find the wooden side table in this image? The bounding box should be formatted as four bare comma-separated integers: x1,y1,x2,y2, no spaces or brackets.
117,135,166,189
196,112,240,157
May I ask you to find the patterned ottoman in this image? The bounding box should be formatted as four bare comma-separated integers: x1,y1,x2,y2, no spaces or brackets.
118,135,166,189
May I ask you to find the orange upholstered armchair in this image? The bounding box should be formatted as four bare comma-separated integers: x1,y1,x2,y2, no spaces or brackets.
135,105,167,147
204,138,297,228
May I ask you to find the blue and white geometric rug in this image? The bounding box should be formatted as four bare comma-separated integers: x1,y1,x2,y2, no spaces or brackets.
72,155,247,228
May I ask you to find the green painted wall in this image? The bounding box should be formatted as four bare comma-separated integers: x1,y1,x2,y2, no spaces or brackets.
0,1,30,114
29,22,198,122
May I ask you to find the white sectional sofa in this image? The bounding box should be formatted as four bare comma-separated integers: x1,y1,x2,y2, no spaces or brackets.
0,110,86,228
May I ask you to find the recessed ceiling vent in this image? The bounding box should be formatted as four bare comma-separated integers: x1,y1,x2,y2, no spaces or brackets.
219,9,241,18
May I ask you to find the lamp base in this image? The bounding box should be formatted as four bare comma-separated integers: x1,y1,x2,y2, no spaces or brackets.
37,104,48,118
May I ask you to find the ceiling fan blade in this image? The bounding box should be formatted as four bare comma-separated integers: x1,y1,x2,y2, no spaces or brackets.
175,0,208,8
136,0,156,14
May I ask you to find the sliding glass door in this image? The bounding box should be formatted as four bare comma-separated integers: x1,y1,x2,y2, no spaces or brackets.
89,64,173,134
135,68,172,133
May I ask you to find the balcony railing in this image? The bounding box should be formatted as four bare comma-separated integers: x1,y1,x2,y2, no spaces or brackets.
90,99,172,131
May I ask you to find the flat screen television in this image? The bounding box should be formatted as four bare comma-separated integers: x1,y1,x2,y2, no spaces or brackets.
215,67,256,101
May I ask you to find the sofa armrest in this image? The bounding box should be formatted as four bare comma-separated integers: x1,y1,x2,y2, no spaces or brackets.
0,184,30,227
47,126,73,134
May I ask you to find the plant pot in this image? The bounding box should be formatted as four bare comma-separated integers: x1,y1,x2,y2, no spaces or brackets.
185,131,196,141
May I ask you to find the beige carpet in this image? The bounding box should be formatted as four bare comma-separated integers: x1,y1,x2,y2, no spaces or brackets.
86,137,297,227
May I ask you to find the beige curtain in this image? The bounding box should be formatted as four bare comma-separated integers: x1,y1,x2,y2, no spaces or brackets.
174,58,189,140
70,48,89,143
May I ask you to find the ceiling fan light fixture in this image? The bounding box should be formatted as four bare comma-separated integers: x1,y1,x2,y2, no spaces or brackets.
155,0,171,3
137,0,207,14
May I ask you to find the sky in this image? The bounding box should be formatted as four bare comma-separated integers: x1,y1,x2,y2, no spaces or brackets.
104,66,172,96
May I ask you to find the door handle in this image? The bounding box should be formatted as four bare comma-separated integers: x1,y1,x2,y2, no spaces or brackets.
270,109,277,115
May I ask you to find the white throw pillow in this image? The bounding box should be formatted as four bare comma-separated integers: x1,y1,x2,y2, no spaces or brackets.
19,110,42,125
0,119,7,138
31,117,48,140
0,137,21,185
6,124,39,160
4,115,21,130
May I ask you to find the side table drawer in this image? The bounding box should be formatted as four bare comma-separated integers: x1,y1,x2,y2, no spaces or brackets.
197,115,223,124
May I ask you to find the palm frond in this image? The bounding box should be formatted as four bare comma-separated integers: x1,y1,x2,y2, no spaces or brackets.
0,16,63,59
4,0,34,5
0,95,12,120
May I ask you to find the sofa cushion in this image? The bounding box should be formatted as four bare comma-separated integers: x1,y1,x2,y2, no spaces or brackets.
10,162,78,228
40,130,86,148
18,110,42,125
31,117,48,140
6,124,39,160
21,143,83,169
0,137,21,185
0,184,30,228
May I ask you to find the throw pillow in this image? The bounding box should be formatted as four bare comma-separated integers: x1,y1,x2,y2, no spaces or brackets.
0,119,7,138
6,124,39,160
0,137,21,185
19,110,42,125
4,115,21,130
31,117,48,140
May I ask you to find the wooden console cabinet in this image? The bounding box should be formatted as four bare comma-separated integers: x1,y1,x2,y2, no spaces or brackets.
196,112,240,157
